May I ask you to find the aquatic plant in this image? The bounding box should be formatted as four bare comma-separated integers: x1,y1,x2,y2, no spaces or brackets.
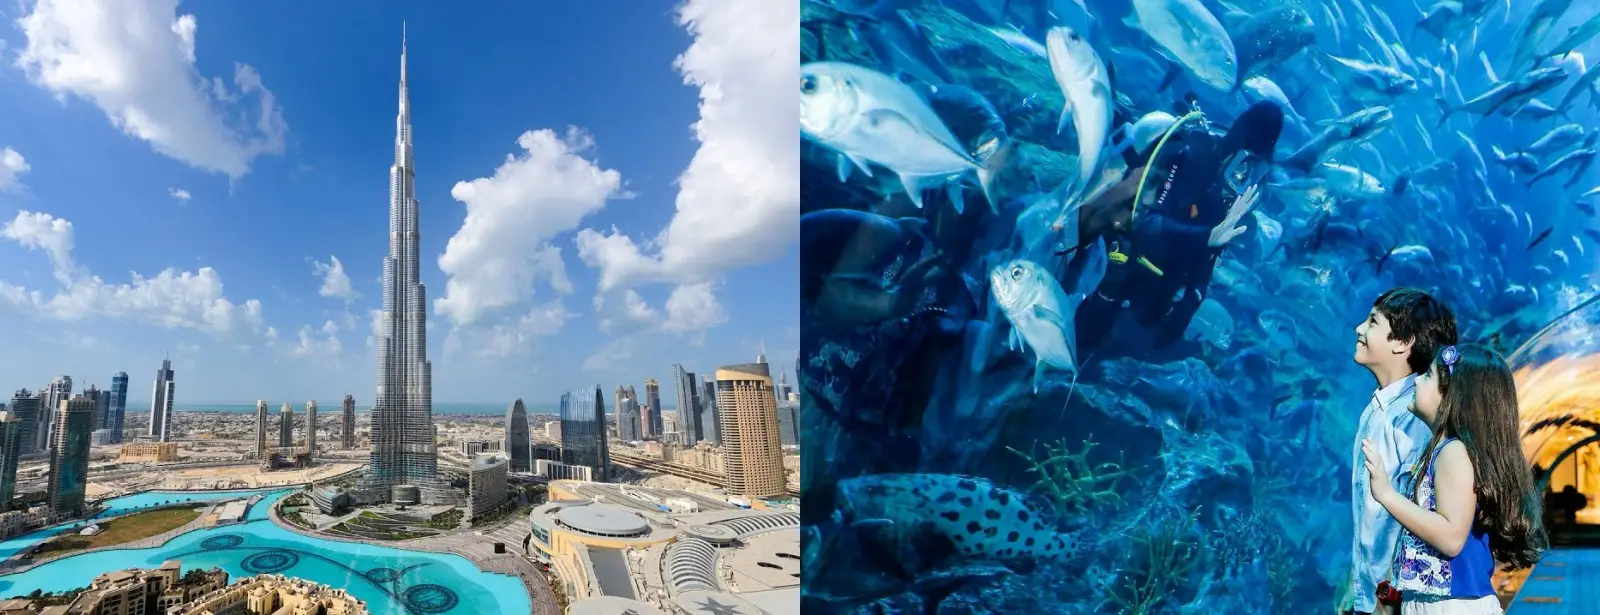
1097,507,1200,615
1006,436,1134,519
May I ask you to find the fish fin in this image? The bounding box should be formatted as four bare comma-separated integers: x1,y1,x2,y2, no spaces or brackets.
1055,103,1073,135
946,180,966,215
898,172,937,209
845,152,874,179
1031,305,1070,333
1156,60,1184,93
835,155,852,183
852,518,895,530
1434,96,1454,128
1033,358,1045,395
1480,50,1499,83
1003,558,1037,575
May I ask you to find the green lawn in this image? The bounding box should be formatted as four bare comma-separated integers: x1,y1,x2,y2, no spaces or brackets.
37,507,200,558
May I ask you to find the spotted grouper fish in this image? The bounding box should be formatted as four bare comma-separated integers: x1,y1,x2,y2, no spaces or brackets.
838,472,1081,563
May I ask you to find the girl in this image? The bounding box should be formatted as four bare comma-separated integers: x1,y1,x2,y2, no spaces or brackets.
1362,344,1548,614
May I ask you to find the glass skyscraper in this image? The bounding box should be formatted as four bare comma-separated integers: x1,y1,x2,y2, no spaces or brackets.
560,386,609,482
0,412,21,509
644,378,663,437
700,376,720,445
672,364,702,444
279,403,294,448
9,390,38,458
364,28,443,501
48,395,93,519
108,372,128,443
505,398,531,472
148,360,175,442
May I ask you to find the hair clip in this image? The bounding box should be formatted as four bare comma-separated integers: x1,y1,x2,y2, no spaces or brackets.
1440,345,1460,375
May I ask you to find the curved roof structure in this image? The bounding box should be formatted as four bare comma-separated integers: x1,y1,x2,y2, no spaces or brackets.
713,512,799,537
555,504,651,538
1512,296,1600,471
666,537,720,593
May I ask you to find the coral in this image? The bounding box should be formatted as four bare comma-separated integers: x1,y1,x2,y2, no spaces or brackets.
1098,508,1201,615
1007,436,1136,519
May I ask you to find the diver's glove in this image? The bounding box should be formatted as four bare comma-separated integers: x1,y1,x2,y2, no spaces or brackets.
1207,184,1260,248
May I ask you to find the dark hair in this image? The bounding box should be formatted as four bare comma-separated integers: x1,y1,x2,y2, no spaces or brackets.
1410,345,1547,570
1374,287,1458,375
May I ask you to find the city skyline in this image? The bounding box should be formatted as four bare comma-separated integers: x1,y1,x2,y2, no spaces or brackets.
0,1,797,404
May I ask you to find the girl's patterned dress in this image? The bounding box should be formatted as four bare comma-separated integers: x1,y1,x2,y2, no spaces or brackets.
1392,437,1501,615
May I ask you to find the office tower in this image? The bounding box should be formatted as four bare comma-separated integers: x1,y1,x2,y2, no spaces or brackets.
559,386,609,482
95,388,111,435
279,403,294,448
672,365,703,444
10,390,39,457
255,401,269,458
305,401,318,456
39,376,71,452
776,370,793,402
81,385,101,432
505,399,530,472
364,29,441,501
615,387,640,442
0,412,21,509
776,400,799,447
108,372,128,443
643,378,662,438
716,360,785,498
700,376,720,445
48,396,94,519
342,395,356,449
148,359,176,442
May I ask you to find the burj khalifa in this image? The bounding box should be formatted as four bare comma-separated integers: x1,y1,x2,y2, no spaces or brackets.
364,27,445,502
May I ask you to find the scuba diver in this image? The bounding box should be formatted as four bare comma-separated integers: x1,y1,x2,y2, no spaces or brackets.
1066,98,1285,354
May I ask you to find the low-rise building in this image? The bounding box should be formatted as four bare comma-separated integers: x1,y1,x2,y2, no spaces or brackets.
529,481,798,615
460,440,502,456
0,506,50,539
309,486,351,515
533,459,593,482
168,573,366,615
118,442,178,463
468,454,508,518
44,559,227,615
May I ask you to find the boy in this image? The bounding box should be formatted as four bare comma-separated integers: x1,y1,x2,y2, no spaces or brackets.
1345,287,1458,615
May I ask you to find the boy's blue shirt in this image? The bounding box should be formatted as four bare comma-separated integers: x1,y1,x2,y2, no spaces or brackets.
1349,373,1433,613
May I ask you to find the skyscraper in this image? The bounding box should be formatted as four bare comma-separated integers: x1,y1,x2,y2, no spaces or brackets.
776,400,799,447
48,395,94,519
505,399,530,473
672,365,703,444
279,403,294,448
10,390,39,457
255,401,269,458
82,385,102,433
560,386,609,482
148,360,176,442
700,376,720,445
108,372,128,443
39,376,71,452
643,378,662,438
342,395,356,449
716,359,785,498
0,412,22,509
616,387,640,442
365,27,441,501
305,401,318,456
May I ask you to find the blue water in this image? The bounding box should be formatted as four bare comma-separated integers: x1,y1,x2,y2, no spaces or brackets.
800,0,1599,613
0,488,282,561
0,491,531,615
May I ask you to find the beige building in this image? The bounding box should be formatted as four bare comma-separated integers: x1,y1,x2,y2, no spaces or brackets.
716,361,785,498
675,443,725,474
168,574,366,615
467,453,508,517
39,560,226,615
119,442,179,463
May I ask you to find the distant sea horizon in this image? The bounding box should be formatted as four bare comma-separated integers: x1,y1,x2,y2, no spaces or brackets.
124,402,679,415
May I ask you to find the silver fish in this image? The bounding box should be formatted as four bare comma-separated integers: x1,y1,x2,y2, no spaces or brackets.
990,241,1107,393
1526,123,1585,157
1046,26,1113,187
1321,54,1418,104
1125,0,1238,91
799,62,998,211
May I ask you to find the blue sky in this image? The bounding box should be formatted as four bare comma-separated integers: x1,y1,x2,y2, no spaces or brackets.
0,0,798,407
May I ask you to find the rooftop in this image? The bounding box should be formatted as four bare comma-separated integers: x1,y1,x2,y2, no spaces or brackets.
555,505,651,538
565,596,667,615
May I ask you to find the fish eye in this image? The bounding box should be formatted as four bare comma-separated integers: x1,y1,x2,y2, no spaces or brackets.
801,75,817,95
1011,266,1024,280
1068,31,1080,42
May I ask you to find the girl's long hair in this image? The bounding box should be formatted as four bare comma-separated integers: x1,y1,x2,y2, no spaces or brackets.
1410,344,1548,570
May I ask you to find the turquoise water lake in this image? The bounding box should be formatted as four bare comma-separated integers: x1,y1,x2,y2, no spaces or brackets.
0,490,530,615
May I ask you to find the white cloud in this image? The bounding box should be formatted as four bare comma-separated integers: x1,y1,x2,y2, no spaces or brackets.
0,210,264,337
582,335,637,372
292,320,342,357
595,289,661,333
365,308,383,349
14,0,287,179
168,187,191,202
0,148,30,191
311,255,358,303
442,300,577,359
434,127,625,327
574,0,798,291
662,282,727,342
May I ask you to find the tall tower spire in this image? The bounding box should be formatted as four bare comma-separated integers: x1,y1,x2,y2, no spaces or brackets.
366,21,438,502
